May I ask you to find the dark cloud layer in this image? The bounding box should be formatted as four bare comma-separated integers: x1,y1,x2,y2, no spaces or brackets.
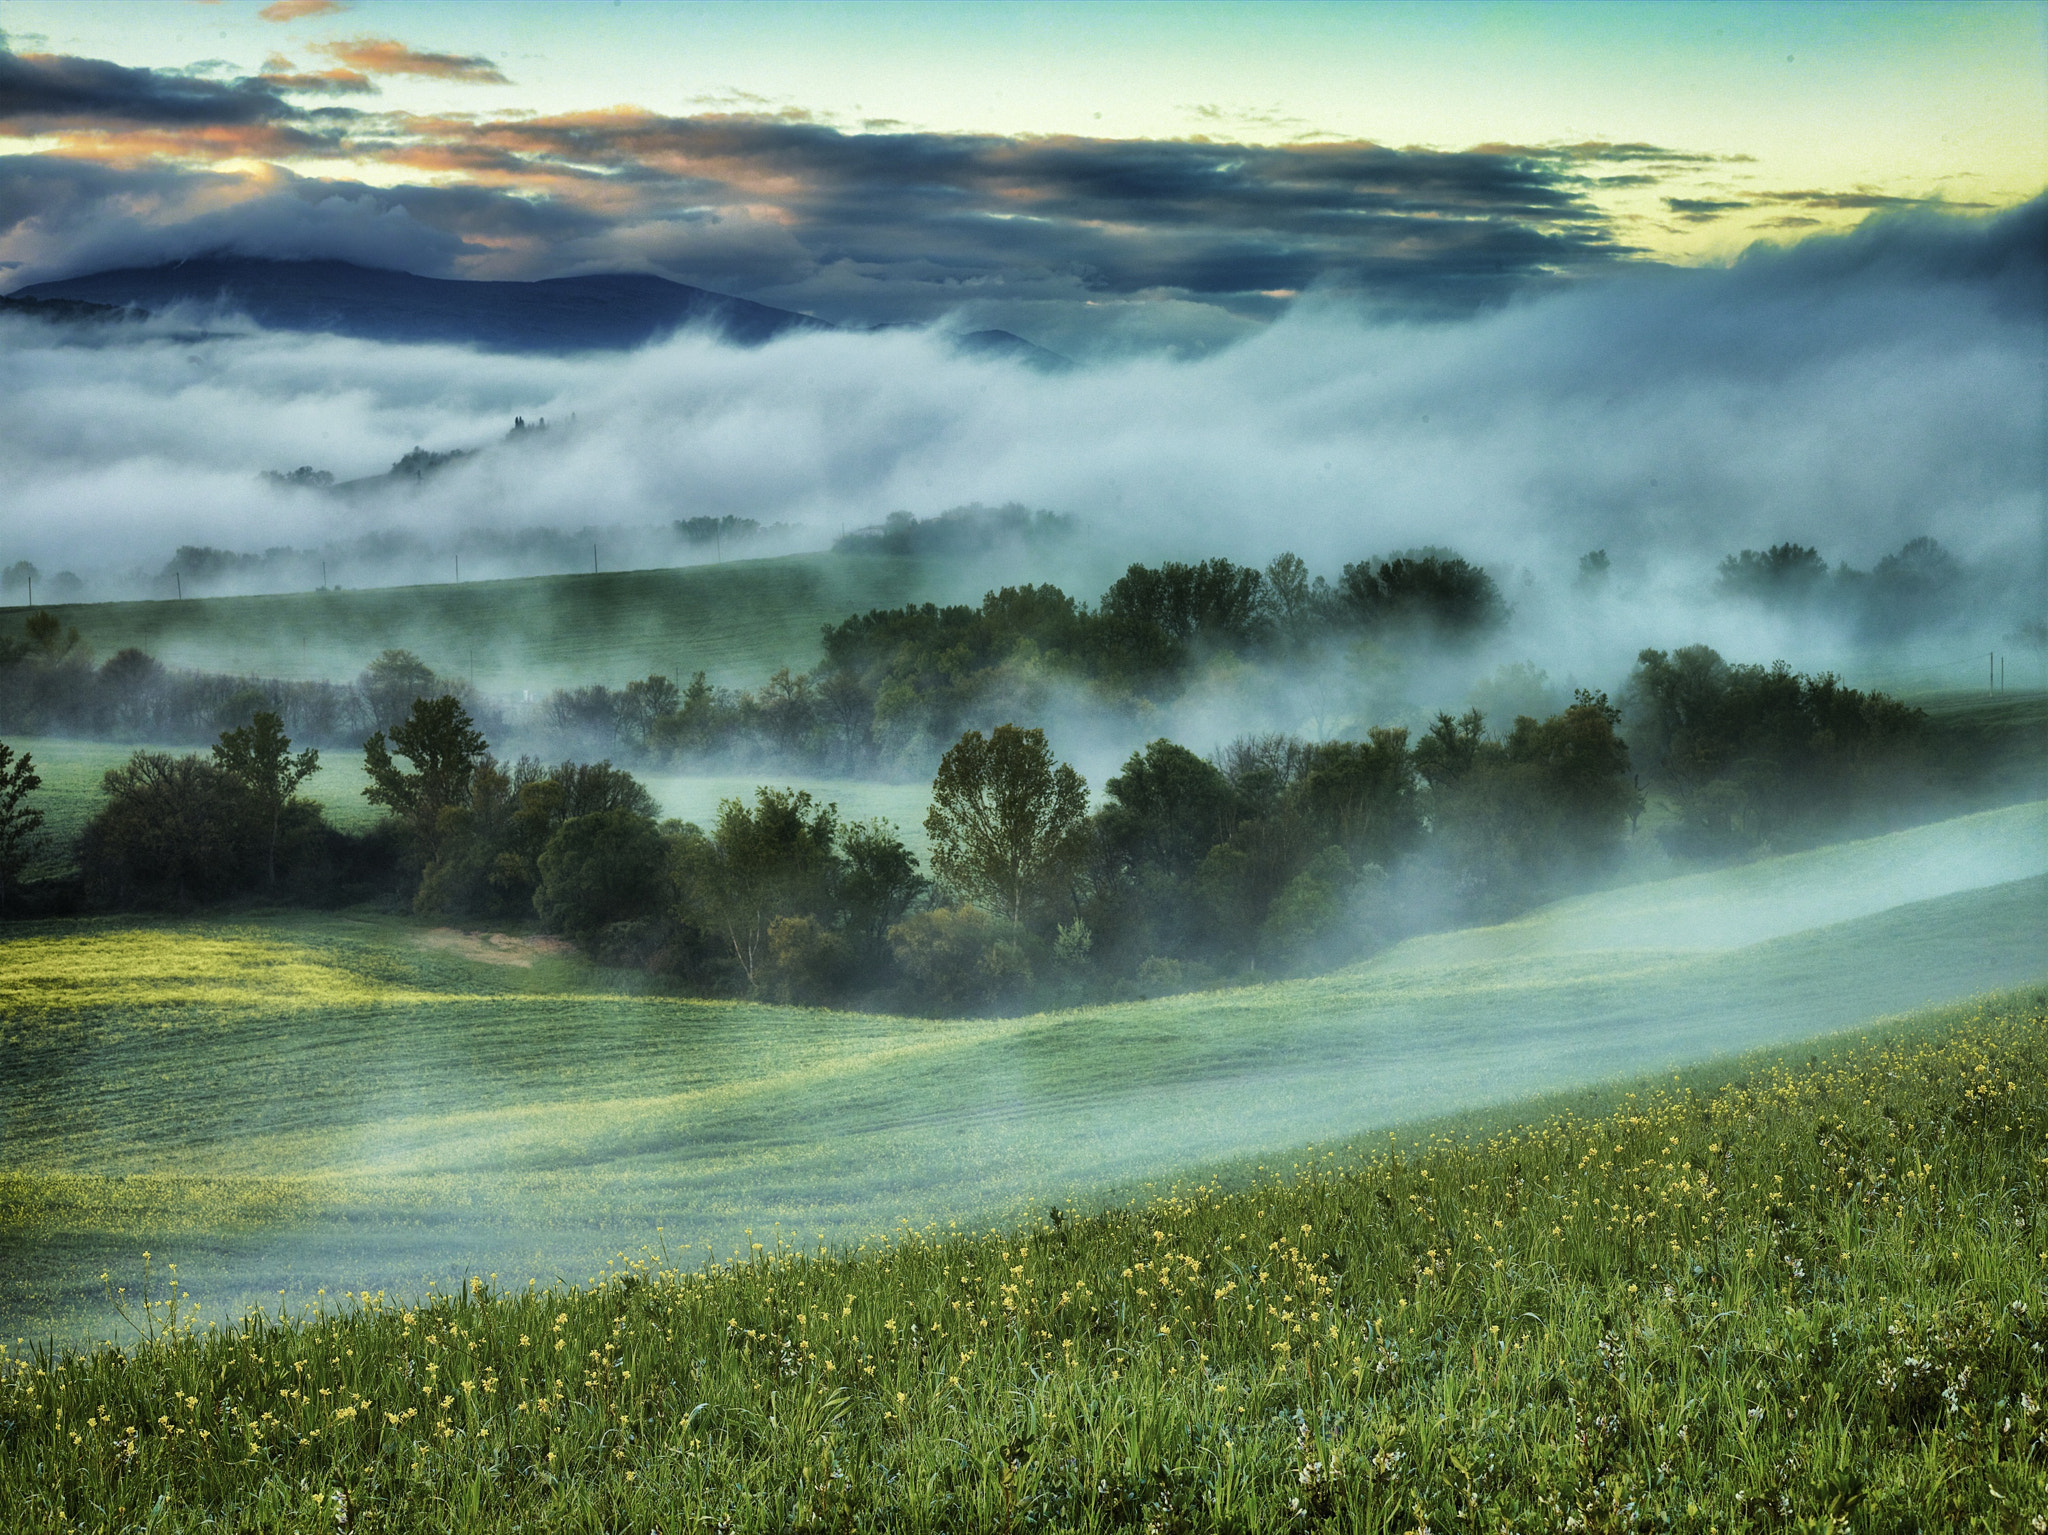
0,48,296,125
0,42,2035,352
0,193,2037,719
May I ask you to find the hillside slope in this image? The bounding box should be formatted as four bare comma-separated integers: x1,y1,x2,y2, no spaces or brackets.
2,802,2041,1340
0,552,970,690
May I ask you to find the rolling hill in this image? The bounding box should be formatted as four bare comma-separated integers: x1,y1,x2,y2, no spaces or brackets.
2,800,2040,1342
0,552,975,692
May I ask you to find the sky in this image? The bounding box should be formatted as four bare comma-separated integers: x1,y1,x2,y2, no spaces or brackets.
1,1,2042,345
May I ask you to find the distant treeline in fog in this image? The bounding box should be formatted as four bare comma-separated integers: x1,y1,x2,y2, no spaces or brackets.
0,500,1080,603
1702,536,1999,639
0,619,492,747
534,536,1996,775
541,547,1511,774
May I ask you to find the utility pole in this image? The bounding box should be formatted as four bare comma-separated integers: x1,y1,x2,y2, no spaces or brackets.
175,572,182,600
593,542,598,575
455,553,461,583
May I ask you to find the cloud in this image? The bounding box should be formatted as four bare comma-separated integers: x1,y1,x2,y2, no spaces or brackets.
0,48,295,125
315,37,509,85
263,76,376,99
2,42,2034,352
358,115,1644,325
260,0,349,19
253,54,375,96
0,157,474,279
1664,196,1750,224
1663,188,1995,228
0,198,2035,697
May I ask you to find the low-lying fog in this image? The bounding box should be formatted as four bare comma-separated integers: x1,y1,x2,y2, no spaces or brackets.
1,201,2040,703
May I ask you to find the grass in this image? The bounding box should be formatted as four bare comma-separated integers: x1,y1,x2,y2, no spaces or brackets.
1,992,2043,1530
0,551,976,692
1,803,2041,1352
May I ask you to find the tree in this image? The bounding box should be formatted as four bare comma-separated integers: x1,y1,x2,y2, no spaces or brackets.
1338,552,1507,637
1098,739,1238,880
0,742,44,914
548,759,658,821
673,788,842,986
925,724,1090,926
617,675,680,751
1292,728,1420,868
78,752,256,907
838,818,927,957
362,695,488,857
1716,543,1829,603
1263,552,1331,647
212,711,319,886
1,561,37,597
357,649,440,732
1419,692,1642,917
534,809,671,942
886,904,1032,1014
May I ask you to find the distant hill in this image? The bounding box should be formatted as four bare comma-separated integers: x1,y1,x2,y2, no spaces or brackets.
0,552,984,692
14,257,827,352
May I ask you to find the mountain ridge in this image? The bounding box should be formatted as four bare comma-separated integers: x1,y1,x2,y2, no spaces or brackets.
14,257,827,353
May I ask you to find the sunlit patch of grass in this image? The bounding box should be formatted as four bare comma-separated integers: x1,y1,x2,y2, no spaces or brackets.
2,995,2043,1529
0,927,459,1017
0,1173,321,1237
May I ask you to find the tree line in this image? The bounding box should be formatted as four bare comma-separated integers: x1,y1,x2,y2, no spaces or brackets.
1699,535,1981,637
539,547,1509,771
0,679,1633,1012
0,625,490,748
0,637,1984,1012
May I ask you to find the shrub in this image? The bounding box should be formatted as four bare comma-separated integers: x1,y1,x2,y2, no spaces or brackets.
887,904,1033,1014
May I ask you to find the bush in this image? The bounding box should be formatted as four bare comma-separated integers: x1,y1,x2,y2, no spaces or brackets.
887,904,1033,1014
762,915,855,1004
77,752,258,907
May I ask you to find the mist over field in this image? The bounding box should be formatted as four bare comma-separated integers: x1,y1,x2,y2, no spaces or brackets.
1,199,2039,689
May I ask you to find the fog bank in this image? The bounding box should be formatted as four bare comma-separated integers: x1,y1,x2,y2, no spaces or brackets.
0,199,2040,701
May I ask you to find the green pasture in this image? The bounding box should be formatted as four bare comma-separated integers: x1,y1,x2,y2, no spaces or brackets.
2,801,2041,1345
0,552,971,692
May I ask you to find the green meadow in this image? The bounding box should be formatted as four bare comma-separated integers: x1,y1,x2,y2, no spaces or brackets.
3,802,2041,1349
2,989,2043,1530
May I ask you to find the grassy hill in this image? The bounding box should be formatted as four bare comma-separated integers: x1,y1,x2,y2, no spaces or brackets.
2,991,2041,1528
2,802,2040,1347
0,553,974,692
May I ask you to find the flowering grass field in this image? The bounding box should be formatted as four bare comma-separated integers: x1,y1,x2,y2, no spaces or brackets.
1,992,2044,1531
